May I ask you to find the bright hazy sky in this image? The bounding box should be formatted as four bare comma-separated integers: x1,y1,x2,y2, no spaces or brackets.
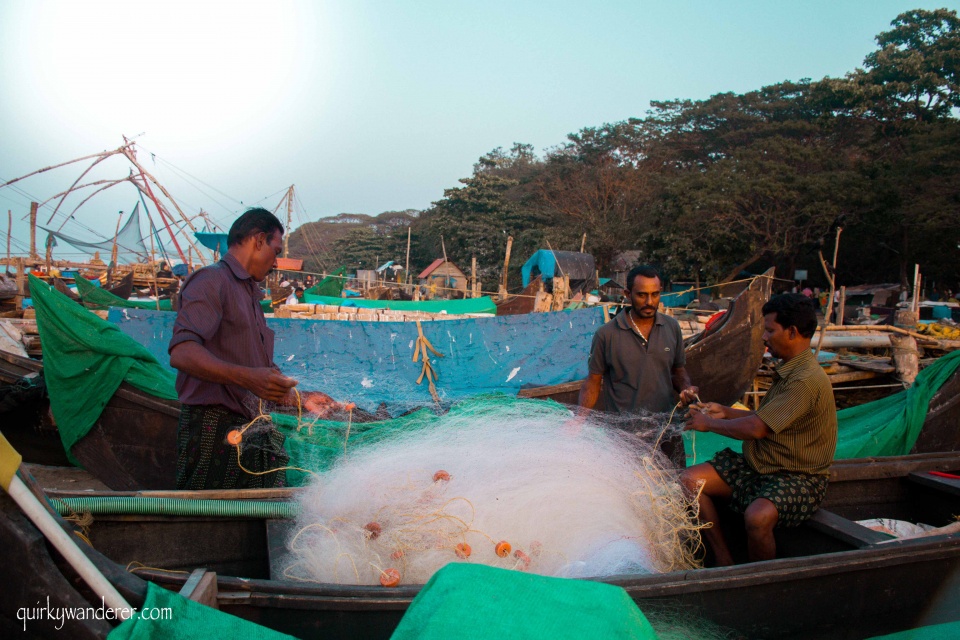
1,0,958,257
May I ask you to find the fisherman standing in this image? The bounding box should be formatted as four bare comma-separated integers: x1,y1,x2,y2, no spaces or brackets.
578,265,699,467
682,293,837,565
169,208,315,490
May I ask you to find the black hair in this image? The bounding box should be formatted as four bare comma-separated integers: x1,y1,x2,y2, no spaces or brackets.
762,293,818,338
295,287,304,293
227,208,284,248
625,265,661,292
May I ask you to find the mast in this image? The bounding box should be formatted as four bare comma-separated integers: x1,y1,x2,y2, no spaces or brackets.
284,185,294,258
110,211,123,265
29,202,38,259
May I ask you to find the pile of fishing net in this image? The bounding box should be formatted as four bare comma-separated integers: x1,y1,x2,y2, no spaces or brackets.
276,397,703,587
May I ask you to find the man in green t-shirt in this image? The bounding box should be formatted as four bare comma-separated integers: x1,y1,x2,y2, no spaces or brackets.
681,293,837,565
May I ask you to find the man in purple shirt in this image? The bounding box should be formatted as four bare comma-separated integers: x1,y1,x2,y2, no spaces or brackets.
168,208,305,490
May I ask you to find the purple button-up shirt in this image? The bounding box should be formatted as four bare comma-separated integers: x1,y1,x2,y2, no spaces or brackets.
168,253,275,419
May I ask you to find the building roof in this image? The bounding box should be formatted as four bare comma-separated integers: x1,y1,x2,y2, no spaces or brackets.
418,258,446,279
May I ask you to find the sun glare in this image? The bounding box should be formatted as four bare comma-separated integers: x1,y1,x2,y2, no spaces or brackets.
23,1,328,147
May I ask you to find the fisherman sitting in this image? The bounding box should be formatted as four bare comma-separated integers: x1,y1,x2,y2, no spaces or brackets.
681,293,837,565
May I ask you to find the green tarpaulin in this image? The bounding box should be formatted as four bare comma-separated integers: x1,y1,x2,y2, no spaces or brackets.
304,266,347,297
31,276,179,465
108,581,295,640
302,293,497,315
683,349,960,465
75,274,173,311
391,563,658,640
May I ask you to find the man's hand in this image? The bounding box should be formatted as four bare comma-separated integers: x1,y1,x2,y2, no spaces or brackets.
244,368,298,403
684,409,712,432
688,401,724,419
679,385,700,405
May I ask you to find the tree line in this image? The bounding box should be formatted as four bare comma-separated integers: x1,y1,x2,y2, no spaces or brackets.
289,9,960,293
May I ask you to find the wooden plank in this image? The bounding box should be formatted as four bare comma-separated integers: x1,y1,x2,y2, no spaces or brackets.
805,509,895,548
828,370,881,384
906,472,960,498
179,568,219,609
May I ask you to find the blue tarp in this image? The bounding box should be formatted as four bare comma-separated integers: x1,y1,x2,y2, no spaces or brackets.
521,250,596,287
110,306,607,416
194,232,229,253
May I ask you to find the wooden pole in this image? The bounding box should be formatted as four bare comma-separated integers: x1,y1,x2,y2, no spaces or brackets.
912,265,921,313
441,236,448,264
29,202,38,259
15,257,24,312
110,211,123,266
5,210,10,269
149,227,161,311
471,256,477,298
838,286,846,326
283,185,293,258
499,235,513,302
580,233,586,253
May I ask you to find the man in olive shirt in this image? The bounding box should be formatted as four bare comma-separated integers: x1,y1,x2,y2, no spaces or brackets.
682,293,837,565
579,265,699,467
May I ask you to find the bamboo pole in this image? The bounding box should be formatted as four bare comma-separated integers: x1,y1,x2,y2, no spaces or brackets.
471,256,477,298
29,202,38,259
580,233,586,253
110,211,124,266
499,236,513,302
5,210,10,269
284,185,293,258
837,286,846,326
912,264,920,313
405,226,411,289
15,258,24,312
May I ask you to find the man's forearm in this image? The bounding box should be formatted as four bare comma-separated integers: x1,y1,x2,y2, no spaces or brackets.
577,374,603,413
699,414,770,440
671,366,693,395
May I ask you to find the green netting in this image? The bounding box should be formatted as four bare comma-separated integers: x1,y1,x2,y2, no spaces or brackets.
304,266,346,297
301,293,497,314
391,562,658,640
683,349,960,465
75,274,173,311
108,581,296,640
30,276,178,465
867,622,960,640
275,394,564,485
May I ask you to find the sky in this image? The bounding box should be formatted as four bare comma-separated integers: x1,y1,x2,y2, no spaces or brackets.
1,0,958,260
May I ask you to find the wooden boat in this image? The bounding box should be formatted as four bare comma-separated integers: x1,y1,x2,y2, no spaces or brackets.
0,349,177,487
518,271,772,407
52,271,135,304
495,275,542,315
5,452,959,639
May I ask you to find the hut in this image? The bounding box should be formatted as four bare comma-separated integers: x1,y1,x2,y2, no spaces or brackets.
418,259,468,298
521,250,596,295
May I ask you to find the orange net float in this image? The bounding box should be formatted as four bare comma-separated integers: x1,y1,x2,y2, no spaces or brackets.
380,568,401,587
226,430,243,446
364,522,382,540
391,549,404,560
513,549,531,570
432,469,451,482
495,541,511,558
454,543,471,559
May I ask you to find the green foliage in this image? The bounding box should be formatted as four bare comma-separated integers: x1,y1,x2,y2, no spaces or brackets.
288,9,960,290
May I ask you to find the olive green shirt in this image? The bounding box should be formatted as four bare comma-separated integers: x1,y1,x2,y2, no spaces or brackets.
749,349,838,476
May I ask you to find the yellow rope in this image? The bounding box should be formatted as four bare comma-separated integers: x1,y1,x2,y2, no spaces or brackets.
413,320,444,404
229,391,319,480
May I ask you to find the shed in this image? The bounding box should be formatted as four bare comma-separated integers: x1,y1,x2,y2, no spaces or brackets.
418,259,468,296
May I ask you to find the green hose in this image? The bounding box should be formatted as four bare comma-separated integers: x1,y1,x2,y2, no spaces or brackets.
49,496,300,519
